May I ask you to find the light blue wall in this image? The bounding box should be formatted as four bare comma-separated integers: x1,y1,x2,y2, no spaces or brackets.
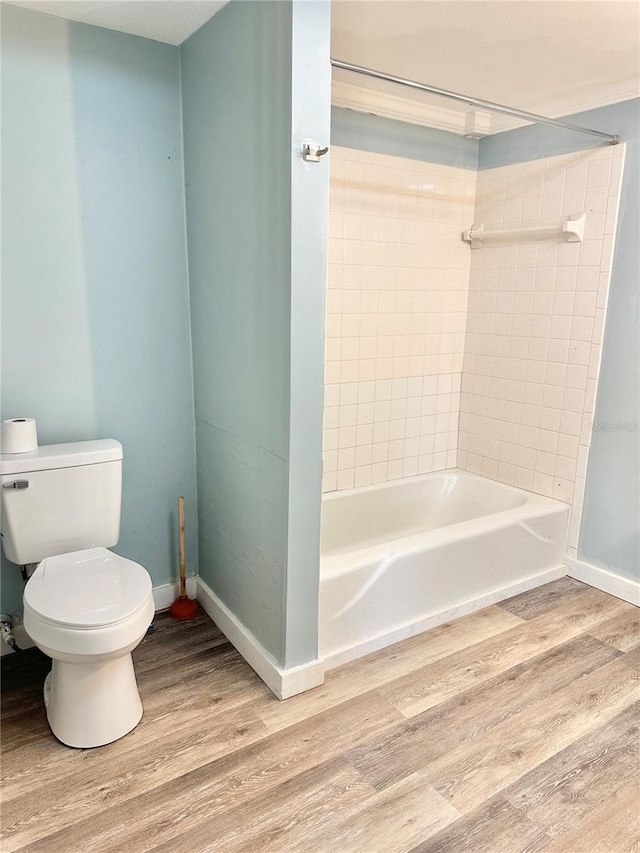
181,0,330,666
478,101,637,168
332,107,478,169
1,5,198,613
479,99,640,582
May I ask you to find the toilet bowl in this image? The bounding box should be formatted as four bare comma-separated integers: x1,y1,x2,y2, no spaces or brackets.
23,547,154,749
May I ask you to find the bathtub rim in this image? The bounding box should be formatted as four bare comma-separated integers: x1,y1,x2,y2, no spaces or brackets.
321,468,569,570
322,467,536,505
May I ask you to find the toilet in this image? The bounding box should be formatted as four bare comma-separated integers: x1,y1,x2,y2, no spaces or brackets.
0,439,155,748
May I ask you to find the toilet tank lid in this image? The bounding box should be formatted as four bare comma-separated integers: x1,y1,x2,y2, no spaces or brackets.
0,439,123,476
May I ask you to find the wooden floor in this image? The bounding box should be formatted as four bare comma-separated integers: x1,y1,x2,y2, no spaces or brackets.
1,578,639,853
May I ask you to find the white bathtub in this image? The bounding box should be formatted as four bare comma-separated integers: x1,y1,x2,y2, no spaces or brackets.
319,469,569,667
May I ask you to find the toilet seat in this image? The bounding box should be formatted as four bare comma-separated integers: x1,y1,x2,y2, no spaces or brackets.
25,547,152,628
23,548,155,660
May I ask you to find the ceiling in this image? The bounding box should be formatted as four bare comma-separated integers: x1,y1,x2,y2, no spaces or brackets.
5,0,228,45
5,0,639,130
331,1,640,129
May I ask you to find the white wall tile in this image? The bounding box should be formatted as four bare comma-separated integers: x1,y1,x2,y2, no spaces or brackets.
459,145,624,552
324,144,624,518
324,146,475,491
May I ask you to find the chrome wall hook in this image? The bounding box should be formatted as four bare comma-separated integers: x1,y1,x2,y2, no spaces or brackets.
302,143,329,163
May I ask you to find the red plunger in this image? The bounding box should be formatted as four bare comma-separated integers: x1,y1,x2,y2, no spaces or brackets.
169,496,198,620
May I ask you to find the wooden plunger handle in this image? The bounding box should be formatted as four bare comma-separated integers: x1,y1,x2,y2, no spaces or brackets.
178,496,186,598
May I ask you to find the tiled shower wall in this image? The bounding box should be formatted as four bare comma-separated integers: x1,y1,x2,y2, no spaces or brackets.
323,143,624,531
458,145,625,554
323,147,476,492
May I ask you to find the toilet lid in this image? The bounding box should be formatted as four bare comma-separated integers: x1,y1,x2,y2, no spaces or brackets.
24,547,152,628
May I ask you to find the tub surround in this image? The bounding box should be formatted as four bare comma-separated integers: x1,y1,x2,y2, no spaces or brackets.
325,141,627,556
325,143,624,520
459,144,625,571
479,99,639,588
325,147,476,492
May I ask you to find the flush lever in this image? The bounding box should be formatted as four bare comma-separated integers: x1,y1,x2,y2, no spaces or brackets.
2,480,29,490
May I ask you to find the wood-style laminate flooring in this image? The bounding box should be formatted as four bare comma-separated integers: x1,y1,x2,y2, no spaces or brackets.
1,578,639,852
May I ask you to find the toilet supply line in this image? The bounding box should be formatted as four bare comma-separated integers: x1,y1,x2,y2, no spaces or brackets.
1,614,27,653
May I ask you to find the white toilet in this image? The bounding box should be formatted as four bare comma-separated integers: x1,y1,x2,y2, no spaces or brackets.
0,439,155,748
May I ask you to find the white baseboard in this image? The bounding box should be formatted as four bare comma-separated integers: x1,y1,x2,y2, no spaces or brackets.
0,578,199,657
566,557,640,607
322,564,567,670
152,576,198,612
196,577,325,700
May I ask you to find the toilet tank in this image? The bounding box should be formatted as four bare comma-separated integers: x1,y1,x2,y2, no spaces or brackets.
0,439,123,565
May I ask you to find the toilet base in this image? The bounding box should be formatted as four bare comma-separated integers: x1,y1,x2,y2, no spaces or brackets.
44,653,143,748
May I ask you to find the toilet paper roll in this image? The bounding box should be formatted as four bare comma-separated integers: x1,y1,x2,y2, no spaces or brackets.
1,418,38,454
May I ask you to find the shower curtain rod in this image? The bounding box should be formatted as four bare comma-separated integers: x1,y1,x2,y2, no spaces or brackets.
331,59,621,145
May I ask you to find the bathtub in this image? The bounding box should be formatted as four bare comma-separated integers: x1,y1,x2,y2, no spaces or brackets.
319,469,569,667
